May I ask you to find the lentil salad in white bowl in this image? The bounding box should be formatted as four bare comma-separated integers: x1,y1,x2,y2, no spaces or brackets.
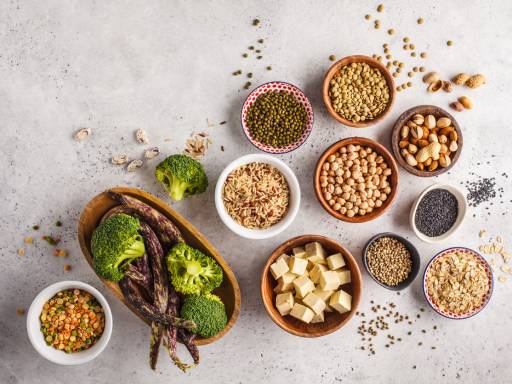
214,154,300,239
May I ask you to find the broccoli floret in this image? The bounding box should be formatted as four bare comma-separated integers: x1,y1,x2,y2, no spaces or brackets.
180,294,227,338
155,154,208,201
91,214,145,282
167,243,223,295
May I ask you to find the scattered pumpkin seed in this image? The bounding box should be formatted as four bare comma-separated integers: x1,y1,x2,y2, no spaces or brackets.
127,159,143,172
135,128,149,144
144,147,160,159
73,127,91,141
111,153,128,165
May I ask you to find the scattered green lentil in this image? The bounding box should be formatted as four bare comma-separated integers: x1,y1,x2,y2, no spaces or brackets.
383,43,388,48
365,14,371,20
242,53,248,58
411,52,417,57
42,235,60,246
256,56,262,60
388,29,395,35
403,37,410,43
447,40,453,46
32,225,40,230
420,52,427,58
248,46,254,50
403,44,409,50
255,49,261,53
233,70,242,76
247,73,253,78
409,44,415,50
419,66,425,72
329,55,336,61
374,20,381,29
266,66,272,71
377,4,384,12
253,18,260,26
245,90,307,148
258,38,264,43
243,81,252,90
408,72,413,77
417,17,424,24
413,66,419,72
55,220,62,227
407,81,412,87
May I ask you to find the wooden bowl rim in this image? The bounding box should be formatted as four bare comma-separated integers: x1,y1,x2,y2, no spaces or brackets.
391,105,463,177
260,235,362,337
77,186,241,346
314,137,399,223
322,55,396,128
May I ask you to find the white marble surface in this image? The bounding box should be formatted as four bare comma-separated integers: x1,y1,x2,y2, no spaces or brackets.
1,1,511,383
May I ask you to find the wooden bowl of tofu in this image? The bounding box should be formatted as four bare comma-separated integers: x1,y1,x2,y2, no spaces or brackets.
261,235,362,337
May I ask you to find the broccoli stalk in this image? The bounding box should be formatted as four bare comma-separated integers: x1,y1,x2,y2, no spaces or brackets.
167,243,223,295
155,154,208,201
91,214,146,282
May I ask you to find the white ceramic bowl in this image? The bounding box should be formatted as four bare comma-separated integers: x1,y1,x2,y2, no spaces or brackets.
410,183,467,243
215,154,301,239
27,281,113,365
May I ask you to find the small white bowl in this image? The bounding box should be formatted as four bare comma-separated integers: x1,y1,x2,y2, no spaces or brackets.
215,154,301,239
27,281,113,365
410,183,467,243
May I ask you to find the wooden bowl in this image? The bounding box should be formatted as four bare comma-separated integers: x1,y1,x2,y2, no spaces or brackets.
261,235,362,337
314,137,399,223
322,55,396,128
77,187,241,346
391,105,463,177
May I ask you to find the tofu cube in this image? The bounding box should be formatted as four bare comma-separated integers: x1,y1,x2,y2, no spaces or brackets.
275,292,294,316
324,305,333,313
270,257,289,280
280,272,297,285
319,270,341,291
337,270,351,285
289,256,308,275
277,253,290,265
311,311,325,323
290,303,315,323
327,253,346,270
292,247,307,258
305,242,327,265
309,264,328,284
273,279,293,294
293,276,315,298
329,289,352,314
313,287,334,303
302,292,327,315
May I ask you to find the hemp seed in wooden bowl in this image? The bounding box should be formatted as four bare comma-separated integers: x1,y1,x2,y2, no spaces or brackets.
314,137,399,223
391,105,463,177
322,55,396,128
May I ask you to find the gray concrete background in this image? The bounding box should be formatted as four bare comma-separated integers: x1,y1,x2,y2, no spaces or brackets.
1,1,511,383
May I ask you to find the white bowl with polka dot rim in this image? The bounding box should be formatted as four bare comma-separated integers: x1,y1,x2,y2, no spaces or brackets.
410,183,467,243
27,280,113,365
240,81,314,154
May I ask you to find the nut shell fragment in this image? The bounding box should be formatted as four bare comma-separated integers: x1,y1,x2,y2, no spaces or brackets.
452,73,469,85
144,147,160,159
135,129,149,144
74,128,91,141
466,74,486,89
127,159,143,172
427,80,443,93
111,153,129,165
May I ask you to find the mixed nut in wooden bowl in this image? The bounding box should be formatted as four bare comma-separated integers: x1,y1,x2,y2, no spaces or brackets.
322,55,396,128
314,137,399,223
391,105,463,177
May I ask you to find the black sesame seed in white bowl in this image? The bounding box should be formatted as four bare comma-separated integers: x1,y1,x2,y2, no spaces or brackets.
410,184,467,243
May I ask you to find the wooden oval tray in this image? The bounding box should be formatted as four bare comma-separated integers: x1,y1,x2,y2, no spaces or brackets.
77,186,241,346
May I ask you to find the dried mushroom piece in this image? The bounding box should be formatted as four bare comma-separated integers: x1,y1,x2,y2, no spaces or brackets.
135,129,149,144
144,147,160,159
127,159,143,172
74,128,91,141
112,153,129,165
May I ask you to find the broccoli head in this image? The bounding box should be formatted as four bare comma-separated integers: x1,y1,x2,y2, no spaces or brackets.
91,214,145,282
167,243,223,295
180,294,227,338
155,154,208,201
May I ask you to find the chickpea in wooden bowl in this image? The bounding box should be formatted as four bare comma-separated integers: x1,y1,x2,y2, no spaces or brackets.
314,137,399,223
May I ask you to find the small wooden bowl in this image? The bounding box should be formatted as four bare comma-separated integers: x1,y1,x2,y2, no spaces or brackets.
391,105,463,177
261,235,362,337
77,187,241,346
322,55,396,128
314,137,399,223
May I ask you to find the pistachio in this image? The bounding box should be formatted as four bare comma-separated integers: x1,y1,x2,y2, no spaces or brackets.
428,133,438,143
401,125,409,139
412,114,424,125
466,74,486,89
452,73,470,85
425,115,436,129
423,72,440,84
427,80,443,93
405,154,418,167
450,101,464,112
411,126,424,139
458,95,473,109
436,117,452,128
439,154,451,168
449,140,458,152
